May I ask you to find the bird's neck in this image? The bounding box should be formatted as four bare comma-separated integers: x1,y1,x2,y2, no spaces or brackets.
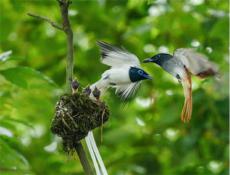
129,67,141,82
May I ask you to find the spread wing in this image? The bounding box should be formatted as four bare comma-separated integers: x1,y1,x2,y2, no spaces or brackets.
174,48,218,78
97,41,140,67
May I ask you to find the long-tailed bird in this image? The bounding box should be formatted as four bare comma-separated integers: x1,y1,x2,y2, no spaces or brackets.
90,41,152,99
143,48,218,122
85,41,152,175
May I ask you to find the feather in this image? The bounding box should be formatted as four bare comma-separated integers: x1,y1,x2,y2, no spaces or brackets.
181,71,192,122
97,41,140,67
115,82,141,100
85,134,101,175
174,48,218,77
88,132,108,175
85,97,108,175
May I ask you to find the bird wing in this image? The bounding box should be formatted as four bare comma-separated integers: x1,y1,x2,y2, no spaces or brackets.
115,82,141,100
174,48,218,77
97,41,140,67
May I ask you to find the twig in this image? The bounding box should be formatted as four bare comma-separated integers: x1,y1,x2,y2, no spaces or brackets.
58,0,74,90
27,12,63,31
57,0,94,174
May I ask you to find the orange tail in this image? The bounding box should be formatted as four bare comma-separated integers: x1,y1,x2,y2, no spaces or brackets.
181,73,192,123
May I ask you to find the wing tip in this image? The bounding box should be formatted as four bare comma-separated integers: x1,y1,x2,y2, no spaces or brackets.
97,41,120,59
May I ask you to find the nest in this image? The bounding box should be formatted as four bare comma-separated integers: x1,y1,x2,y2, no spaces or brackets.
51,92,109,152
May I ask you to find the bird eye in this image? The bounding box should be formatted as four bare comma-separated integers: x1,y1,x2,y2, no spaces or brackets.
138,70,143,75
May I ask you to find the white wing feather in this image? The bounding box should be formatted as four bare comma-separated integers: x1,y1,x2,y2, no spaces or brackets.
97,41,140,67
174,48,218,76
115,82,141,100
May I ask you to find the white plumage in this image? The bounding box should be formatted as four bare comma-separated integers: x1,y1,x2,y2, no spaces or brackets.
90,66,141,99
90,41,143,99
99,42,140,67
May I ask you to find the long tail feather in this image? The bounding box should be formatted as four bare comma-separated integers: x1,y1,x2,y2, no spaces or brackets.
85,84,108,175
181,72,192,122
85,134,101,175
88,132,108,175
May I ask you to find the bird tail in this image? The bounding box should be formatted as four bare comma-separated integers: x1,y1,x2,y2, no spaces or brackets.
181,72,192,123
85,132,108,175
85,82,108,175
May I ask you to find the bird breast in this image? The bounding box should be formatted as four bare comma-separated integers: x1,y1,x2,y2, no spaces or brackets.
162,59,187,79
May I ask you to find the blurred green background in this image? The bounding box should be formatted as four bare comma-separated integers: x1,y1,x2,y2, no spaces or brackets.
0,0,229,175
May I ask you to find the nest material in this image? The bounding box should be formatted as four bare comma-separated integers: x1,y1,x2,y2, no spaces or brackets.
51,92,109,152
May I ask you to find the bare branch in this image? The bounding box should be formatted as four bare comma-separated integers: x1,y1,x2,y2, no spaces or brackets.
27,12,63,31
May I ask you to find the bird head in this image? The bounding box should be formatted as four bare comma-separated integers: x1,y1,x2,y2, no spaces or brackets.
143,53,173,66
129,67,152,82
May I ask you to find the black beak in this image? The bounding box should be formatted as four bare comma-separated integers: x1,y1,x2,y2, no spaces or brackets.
143,58,153,63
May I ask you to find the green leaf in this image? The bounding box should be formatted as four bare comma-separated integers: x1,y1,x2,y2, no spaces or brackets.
0,138,30,172
0,67,57,89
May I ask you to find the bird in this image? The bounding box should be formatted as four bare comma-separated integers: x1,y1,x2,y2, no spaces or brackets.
92,86,101,100
143,48,218,123
71,79,80,93
85,41,152,175
83,85,91,96
90,41,152,100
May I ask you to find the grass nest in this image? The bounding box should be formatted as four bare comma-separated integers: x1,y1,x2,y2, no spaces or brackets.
51,92,110,152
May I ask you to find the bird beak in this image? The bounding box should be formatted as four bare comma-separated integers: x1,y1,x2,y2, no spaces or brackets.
143,74,152,80
143,58,153,63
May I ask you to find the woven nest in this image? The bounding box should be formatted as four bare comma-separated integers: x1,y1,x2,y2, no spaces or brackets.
51,92,109,152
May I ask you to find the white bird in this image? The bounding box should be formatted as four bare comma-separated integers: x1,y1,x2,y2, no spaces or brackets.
90,41,152,99
85,41,152,175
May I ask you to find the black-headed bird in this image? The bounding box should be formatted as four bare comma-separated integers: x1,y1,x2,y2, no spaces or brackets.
90,41,152,99
86,41,152,175
143,48,218,123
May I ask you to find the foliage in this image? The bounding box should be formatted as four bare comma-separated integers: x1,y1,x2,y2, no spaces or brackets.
0,0,228,175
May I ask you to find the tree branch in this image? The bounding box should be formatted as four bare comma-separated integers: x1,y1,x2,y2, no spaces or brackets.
27,12,63,31
58,0,74,90
57,0,94,174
